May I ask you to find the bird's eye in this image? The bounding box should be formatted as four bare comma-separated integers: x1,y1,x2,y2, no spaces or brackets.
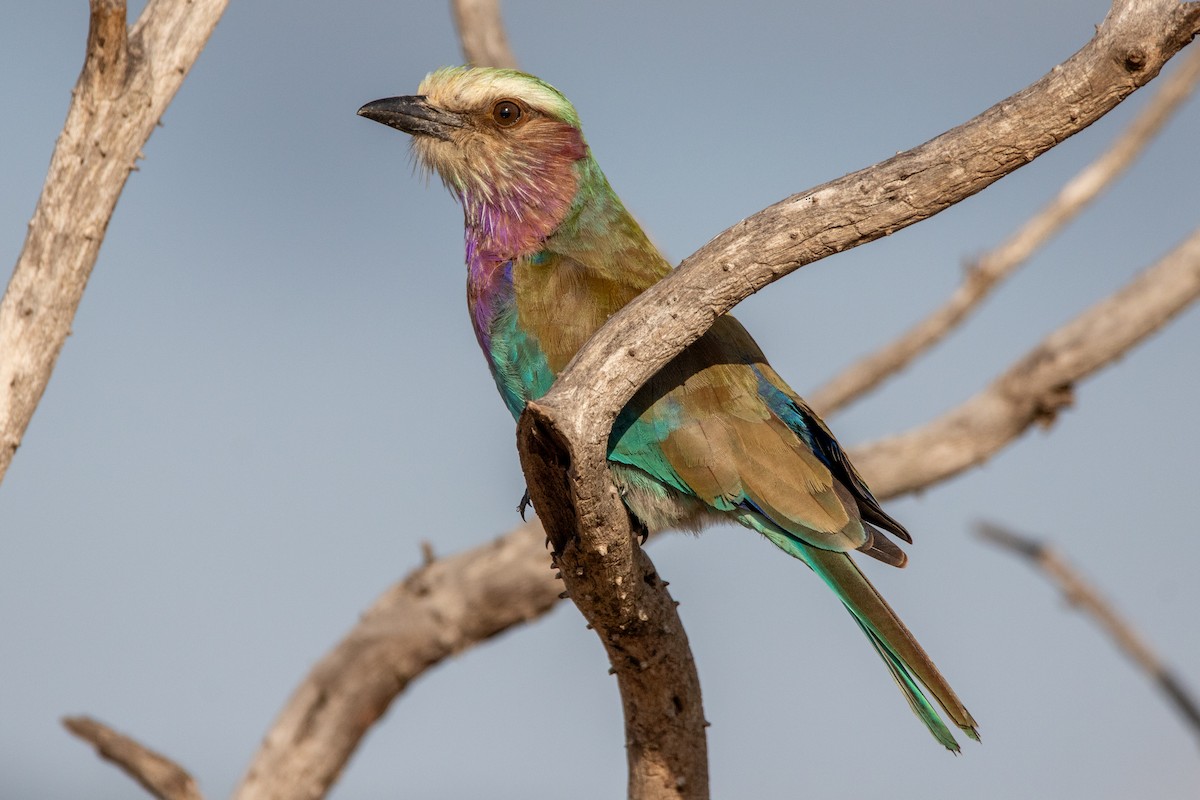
492,99,524,128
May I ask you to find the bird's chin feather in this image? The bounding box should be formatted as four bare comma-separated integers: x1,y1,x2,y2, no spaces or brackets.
410,136,451,185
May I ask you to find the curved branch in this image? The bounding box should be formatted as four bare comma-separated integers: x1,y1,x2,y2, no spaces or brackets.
537,1,1200,450
977,522,1200,745
515,4,1199,798
808,44,1200,415
451,0,518,69
64,716,204,800
0,0,229,487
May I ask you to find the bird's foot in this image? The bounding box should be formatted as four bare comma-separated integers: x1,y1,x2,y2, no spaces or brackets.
631,515,650,546
517,487,532,520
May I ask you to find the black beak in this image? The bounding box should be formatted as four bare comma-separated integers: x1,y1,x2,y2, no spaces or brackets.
357,96,466,141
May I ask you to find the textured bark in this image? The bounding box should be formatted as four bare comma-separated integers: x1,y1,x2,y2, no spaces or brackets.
63,716,204,800
808,45,1200,416
513,4,1200,799
0,0,229,487
518,410,708,799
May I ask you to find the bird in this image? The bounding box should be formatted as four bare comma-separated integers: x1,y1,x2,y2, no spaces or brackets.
359,66,978,750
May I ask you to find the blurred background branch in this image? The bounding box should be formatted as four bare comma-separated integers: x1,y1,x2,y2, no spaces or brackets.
809,45,1200,417
64,716,204,800
977,521,1200,745
450,0,517,68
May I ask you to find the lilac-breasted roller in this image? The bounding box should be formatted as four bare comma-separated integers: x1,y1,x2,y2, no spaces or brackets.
359,67,978,750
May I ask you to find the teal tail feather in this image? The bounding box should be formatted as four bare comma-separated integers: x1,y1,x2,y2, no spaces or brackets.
853,616,964,751
759,527,979,751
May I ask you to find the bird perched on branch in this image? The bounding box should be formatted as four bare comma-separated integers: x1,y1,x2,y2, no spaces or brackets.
359,66,978,750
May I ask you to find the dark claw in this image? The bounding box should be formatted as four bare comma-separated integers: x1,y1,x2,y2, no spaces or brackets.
517,487,531,520
631,515,650,546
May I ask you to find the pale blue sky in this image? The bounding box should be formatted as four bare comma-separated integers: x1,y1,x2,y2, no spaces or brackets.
2,2,1199,798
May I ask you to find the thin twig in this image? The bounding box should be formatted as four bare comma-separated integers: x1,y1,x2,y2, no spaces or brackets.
63,716,205,800
977,521,1200,743
809,45,1200,416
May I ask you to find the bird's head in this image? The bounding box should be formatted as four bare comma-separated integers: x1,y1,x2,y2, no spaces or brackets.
359,67,590,257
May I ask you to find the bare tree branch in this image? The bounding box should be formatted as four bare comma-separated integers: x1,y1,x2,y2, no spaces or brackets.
451,0,517,69
514,5,1200,799
854,223,1200,498
232,523,560,800
808,44,1200,416
63,716,204,800
0,0,229,488
976,521,1200,744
